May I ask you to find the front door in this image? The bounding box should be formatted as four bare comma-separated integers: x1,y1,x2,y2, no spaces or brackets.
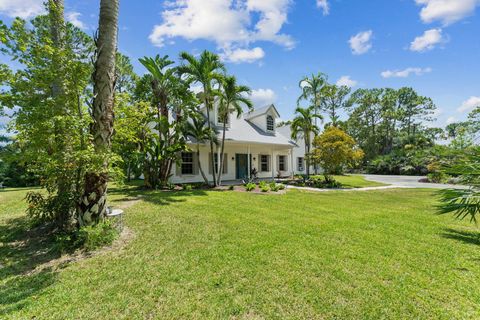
236,154,249,180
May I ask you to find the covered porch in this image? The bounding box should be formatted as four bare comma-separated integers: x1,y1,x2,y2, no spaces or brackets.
171,141,295,184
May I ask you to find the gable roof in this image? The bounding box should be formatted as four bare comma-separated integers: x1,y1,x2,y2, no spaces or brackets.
186,105,295,147
244,104,280,120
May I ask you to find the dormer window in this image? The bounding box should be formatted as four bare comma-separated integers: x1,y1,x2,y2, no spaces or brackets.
266,115,275,131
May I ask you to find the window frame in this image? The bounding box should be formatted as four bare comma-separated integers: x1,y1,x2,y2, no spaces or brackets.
181,152,194,175
260,155,270,172
278,155,286,171
266,115,275,132
297,157,304,171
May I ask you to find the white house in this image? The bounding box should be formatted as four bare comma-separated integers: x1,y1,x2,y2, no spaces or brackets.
171,104,302,184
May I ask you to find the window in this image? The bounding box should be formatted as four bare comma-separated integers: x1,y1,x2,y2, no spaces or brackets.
266,115,275,131
260,155,270,172
278,155,286,171
181,152,194,175
297,157,304,171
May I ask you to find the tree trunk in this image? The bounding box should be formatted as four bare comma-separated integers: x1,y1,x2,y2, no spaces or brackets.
216,119,227,186
78,0,119,226
204,91,217,186
197,144,209,185
305,136,310,177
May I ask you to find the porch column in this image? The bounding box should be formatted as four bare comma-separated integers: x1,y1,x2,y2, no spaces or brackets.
247,145,251,179
271,149,274,180
290,149,294,178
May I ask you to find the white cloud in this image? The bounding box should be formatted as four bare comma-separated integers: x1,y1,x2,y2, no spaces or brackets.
149,0,294,63
66,12,87,30
410,28,445,52
415,0,479,25
221,47,265,63
457,96,480,113
316,0,330,15
381,67,432,78
446,116,457,125
250,88,277,106
349,30,373,55
336,76,357,88
0,0,44,18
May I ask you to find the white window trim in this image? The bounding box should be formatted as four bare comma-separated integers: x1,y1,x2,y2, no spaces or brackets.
181,152,194,175
297,157,305,172
266,115,275,132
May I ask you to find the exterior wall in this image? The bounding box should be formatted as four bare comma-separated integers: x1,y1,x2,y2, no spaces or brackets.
170,143,293,184
277,125,318,175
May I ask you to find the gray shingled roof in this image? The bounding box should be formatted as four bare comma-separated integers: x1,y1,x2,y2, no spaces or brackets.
244,104,280,120
187,105,295,147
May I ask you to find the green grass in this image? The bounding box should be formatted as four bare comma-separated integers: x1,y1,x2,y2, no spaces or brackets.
1,186,480,319
311,174,388,188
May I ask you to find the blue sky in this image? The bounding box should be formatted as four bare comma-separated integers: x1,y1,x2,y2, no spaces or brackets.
1,0,479,128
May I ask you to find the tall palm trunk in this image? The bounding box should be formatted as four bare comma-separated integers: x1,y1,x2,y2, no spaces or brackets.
216,118,227,186
196,143,209,185
305,135,311,177
204,91,217,186
78,0,119,226
314,95,319,175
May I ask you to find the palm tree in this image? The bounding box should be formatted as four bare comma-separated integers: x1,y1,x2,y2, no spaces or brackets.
297,73,328,127
79,0,119,226
178,50,225,186
184,116,218,185
139,55,182,186
215,76,253,185
290,106,323,177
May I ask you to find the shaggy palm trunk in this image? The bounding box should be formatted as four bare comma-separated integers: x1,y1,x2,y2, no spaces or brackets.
78,0,119,226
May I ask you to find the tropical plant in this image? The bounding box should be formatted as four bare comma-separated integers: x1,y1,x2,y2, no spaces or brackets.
215,75,252,185
139,54,193,187
184,115,219,185
245,182,256,192
311,126,364,183
290,106,322,177
178,50,225,186
439,147,480,222
297,72,328,127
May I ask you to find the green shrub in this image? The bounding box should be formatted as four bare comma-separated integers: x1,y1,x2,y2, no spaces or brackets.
75,221,118,251
182,184,193,191
167,183,176,190
260,185,270,192
259,180,268,189
277,183,286,190
54,220,118,252
427,171,446,183
245,183,256,192
228,185,235,191
269,182,280,192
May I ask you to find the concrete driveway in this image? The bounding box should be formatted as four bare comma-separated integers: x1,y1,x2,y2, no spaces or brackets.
362,174,467,189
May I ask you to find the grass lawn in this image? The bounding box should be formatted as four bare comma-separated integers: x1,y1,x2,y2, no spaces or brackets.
1,186,480,319
309,174,388,188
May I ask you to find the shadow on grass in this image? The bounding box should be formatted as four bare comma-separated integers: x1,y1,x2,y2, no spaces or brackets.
108,184,210,208
441,228,480,246
0,217,61,316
